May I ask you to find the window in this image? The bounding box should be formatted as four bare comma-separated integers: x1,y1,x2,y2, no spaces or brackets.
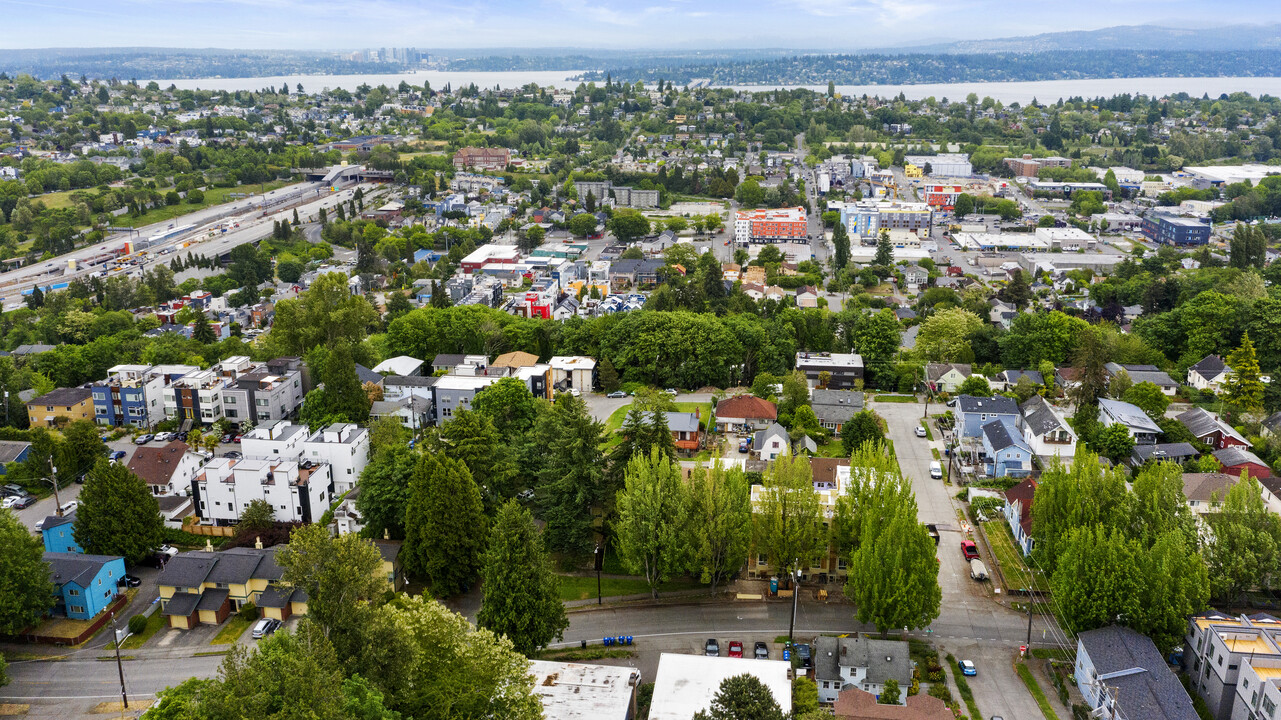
1264,696,1276,716
68,589,80,597
225,396,236,404
71,605,85,614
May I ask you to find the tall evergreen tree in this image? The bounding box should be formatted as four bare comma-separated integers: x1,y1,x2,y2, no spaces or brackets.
441,409,518,510
534,395,606,555
404,452,488,597
832,220,850,272
191,310,216,344
0,509,54,635
874,228,893,267
73,460,164,564
477,501,568,655
1224,332,1265,411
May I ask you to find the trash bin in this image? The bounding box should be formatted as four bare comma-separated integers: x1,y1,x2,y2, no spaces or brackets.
626,636,633,645
604,637,612,646
770,576,779,594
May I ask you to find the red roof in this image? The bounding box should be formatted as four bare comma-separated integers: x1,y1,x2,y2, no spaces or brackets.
716,395,778,421
1004,477,1038,536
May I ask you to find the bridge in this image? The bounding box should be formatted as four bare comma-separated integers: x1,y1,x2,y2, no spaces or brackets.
297,165,395,184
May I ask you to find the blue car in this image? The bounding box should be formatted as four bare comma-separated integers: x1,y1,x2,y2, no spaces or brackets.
108,450,126,461
958,659,977,676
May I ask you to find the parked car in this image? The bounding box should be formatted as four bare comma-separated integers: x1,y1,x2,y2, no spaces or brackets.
134,434,155,445
738,439,750,453
251,618,282,639
915,425,927,438
793,643,812,668
232,435,243,444
11,495,34,509
568,388,581,397
969,559,989,581
705,638,720,657
607,390,628,399
59,500,78,515
118,574,141,588
664,388,678,396
1,483,25,497
754,641,769,660
961,540,979,560
108,450,126,461
517,489,535,501
223,451,242,459
220,433,234,443
958,659,977,676
929,461,943,479
728,641,744,658
154,432,174,443
1,496,17,509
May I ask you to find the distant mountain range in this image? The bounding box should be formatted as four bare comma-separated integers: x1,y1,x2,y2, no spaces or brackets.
4,25,1281,81
881,23,1281,54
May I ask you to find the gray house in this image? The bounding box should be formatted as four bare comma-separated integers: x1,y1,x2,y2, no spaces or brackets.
813,635,912,705
1075,625,1198,720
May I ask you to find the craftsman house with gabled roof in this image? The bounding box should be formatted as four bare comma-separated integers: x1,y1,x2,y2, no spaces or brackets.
1003,477,1037,556
1177,408,1250,451
1188,354,1232,393
925,363,971,393
128,440,205,496
1019,395,1076,460
714,395,777,433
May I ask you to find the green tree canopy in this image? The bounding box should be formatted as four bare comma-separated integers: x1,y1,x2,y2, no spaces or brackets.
616,448,689,599
0,509,53,635
73,459,164,564
477,500,568,655
404,452,488,597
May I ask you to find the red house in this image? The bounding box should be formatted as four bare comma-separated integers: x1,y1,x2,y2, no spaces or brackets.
1214,447,1272,480
1177,408,1251,450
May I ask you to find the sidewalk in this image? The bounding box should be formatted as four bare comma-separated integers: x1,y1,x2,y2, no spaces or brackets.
564,577,852,611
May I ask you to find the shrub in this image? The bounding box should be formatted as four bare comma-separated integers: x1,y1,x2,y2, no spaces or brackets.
127,614,148,634
237,602,259,621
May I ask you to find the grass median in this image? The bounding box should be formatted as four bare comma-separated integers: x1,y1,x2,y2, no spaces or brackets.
557,574,704,602
210,615,253,645
1017,661,1061,720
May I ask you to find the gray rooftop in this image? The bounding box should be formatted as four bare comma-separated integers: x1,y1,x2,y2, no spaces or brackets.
46,552,119,589
1020,395,1067,437
1131,443,1198,465
1078,625,1199,720
1098,398,1161,434
982,418,1031,453
956,394,1018,415
1214,446,1268,469
814,635,912,687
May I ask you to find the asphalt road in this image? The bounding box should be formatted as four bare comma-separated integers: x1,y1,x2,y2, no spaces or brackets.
875,398,1057,720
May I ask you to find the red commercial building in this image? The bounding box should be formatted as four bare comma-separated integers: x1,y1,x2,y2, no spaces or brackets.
923,184,964,210
734,207,808,243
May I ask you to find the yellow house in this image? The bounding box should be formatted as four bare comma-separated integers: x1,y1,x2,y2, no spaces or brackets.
158,540,403,629
26,387,94,429
904,163,924,178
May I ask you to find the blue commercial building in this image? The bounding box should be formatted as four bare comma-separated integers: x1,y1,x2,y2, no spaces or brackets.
46,552,126,620
1141,214,1211,246
42,511,83,554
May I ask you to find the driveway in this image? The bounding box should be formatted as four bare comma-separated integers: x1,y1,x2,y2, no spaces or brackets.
582,392,715,425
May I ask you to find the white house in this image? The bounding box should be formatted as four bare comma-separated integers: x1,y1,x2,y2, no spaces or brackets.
753,422,791,462
1188,355,1231,393
549,356,597,394
372,355,425,377
1019,395,1077,459
1097,398,1160,445
303,423,370,495
649,653,791,720
1074,626,1198,720
127,441,205,497
813,635,913,704
192,457,332,526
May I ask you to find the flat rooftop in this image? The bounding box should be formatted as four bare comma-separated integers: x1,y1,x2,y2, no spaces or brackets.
648,653,792,720
528,660,639,720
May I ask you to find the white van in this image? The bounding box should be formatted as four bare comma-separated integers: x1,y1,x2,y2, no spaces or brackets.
929,461,943,479
969,559,989,581
59,500,79,515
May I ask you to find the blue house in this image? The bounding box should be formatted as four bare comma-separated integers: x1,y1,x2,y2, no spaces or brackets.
981,418,1034,478
954,395,1020,439
413,249,443,264
45,552,126,620
42,511,83,554
0,439,31,474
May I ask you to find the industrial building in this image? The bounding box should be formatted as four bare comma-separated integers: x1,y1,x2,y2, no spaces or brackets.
1141,214,1211,246
905,154,972,176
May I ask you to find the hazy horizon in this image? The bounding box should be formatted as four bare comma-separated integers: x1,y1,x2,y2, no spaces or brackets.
3,0,1280,51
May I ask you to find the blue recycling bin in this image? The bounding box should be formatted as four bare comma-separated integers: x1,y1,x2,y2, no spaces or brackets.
783,649,791,662
604,637,612,646
626,636,633,645
770,576,779,594
616,635,624,646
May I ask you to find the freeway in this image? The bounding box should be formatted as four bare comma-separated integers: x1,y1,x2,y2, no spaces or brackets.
0,180,368,310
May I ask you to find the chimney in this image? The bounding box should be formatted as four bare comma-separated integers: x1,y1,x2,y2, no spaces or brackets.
255,536,263,549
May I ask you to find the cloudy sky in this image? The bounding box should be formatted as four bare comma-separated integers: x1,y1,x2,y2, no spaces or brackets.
1,0,1279,49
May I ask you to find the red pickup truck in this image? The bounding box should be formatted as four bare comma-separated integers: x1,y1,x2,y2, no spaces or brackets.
961,540,979,560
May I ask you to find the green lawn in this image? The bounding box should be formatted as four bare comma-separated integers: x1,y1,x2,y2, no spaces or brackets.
210,615,254,645
111,180,289,229
873,394,918,403
556,574,704,602
31,189,86,210
109,612,165,650
982,520,1047,592
603,400,715,446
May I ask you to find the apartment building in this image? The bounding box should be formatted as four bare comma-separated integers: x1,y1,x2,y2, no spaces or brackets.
91,364,200,428
191,457,333,526
303,423,369,494
166,369,226,425
219,358,305,425
838,200,932,241
795,352,864,390
734,207,808,243
452,146,511,171
1184,611,1281,720
26,387,94,429
433,375,500,423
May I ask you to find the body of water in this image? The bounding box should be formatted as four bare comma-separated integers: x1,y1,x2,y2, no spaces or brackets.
151,71,1281,104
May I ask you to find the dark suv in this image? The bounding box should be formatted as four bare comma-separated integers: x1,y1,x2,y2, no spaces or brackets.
705,638,719,656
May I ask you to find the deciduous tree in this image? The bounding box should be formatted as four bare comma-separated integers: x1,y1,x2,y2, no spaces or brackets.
616,448,689,599
693,674,786,720
753,452,824,578
686,460,752,594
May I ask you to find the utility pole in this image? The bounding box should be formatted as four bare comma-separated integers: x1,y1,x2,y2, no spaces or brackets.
1025,587,1034,646
788,560,799,645
109,609,128,709
594,545,604,606
50,464,62,515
